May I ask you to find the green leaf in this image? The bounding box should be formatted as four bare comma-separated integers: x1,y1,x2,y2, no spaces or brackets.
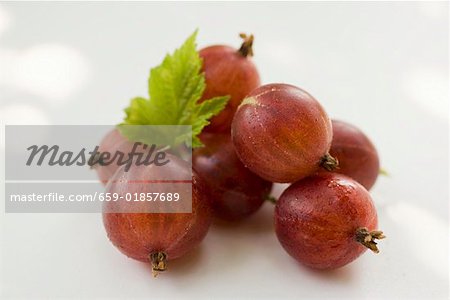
119,30,229,147
189,96,229,147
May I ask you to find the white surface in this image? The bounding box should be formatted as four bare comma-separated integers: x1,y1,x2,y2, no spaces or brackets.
0,2,449,299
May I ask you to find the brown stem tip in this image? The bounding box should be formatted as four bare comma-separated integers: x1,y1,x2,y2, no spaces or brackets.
320,153,339,171
355,227,385,253
238,33,254,57
149,252,167,277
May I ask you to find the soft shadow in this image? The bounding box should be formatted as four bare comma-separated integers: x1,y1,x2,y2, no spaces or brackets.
167,246,206,276
211,202,276,235
297,261,357,284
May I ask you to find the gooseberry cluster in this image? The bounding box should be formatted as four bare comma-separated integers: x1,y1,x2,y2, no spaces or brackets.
96,33,384,276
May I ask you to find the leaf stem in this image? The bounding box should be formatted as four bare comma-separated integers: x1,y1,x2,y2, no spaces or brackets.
265,195,277,204
379,168,390,176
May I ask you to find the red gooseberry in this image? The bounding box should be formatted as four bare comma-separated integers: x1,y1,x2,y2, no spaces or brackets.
103,154,211,276
193,132,272,221
274,173,384,270
325,120,380,190
231,83,337,183
199,33,260,132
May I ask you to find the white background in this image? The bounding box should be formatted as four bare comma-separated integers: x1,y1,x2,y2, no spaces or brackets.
0,2,449,299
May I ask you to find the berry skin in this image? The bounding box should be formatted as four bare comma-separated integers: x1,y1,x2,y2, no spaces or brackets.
274,173,384,270
103,154,211,275
325,120,380,190
231,83,336,183
94,129,137,184
193,132,272,221
199,34,260,133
